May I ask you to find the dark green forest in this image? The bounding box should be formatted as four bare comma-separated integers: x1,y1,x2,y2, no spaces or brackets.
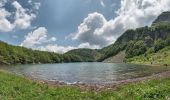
65,49,102,62
98,12,170,62
67,12,170,63
0,41,86,65
1,12,170,65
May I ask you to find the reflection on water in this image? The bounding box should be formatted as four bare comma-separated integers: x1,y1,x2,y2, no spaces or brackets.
0,63,169,84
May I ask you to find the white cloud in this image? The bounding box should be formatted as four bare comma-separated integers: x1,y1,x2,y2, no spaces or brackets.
0,0,6,7
21,27,100,53
37,43,99,54
37,44,75,54
12,1,36,29
0,0,40,32
72,12,109,48
0,8,14,32
78,42,100,49
100,0,105,7
71,0,170,48
50,37,57,42
28,0,41,10
20,0,170,53
34,2,41,10
28,0,32,4
21,27,56,47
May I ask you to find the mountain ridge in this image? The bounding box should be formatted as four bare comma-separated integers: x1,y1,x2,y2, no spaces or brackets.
152,11,170,25
66,11,170,63
99,11,170,63
1,11,170,65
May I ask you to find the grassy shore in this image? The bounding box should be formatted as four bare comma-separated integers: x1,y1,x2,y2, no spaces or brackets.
0,70,170,100
126,46,170,65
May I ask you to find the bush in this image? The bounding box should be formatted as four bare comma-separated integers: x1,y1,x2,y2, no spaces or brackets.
154,39,166,52
126,40,147,58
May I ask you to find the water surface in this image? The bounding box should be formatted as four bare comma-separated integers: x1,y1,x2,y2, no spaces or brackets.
0,63,169,84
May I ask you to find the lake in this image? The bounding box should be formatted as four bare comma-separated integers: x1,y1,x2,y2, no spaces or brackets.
0,63,169,84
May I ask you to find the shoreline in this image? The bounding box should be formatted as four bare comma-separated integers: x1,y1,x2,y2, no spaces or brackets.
1,63,170,92
24,70,170,92
1,69,170,99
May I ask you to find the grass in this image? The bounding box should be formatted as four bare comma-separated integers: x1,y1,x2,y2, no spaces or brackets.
126,46,170,65
0,70,170,100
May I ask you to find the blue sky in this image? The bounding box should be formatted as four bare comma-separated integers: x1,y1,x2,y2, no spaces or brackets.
0,0,170,53
34,0,120,46
0,0,119,46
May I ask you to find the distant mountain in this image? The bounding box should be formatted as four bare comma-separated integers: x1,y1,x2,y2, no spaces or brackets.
1,11,170,65
99,11,170,63
0,41,84,65
65,48,102,62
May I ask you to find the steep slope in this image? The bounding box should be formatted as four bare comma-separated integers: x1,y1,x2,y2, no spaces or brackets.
126,46,170,65
1,12,170,65
152,11,170,25
99,11,170,62
0,41,84,65
64,11,170,63
103,51,125,63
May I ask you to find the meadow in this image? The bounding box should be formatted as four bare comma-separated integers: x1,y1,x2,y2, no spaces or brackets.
0,70,170,100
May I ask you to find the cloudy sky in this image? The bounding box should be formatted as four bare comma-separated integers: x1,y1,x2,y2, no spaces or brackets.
0,0,170,53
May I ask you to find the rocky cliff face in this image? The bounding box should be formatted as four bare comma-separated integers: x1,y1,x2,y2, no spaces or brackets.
99,11,170,61
64,12,170,62
152,11,170,25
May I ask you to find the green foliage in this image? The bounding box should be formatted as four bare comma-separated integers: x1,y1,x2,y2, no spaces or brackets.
99,23,170,61
152,11,170,25
98,43,126,61
0,41,84,65
146,47,155,54
165,35,170,46
126,40,147,58
126,46,170,65
65,48,102,62
154,39,166,52
145,36,154,47
1,13,170,64
62,54,83,62
1,70,170,100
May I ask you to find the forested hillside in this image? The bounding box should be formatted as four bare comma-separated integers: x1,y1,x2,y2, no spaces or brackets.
68,12,170,63
65,49,102,62
100,23,170,60
152,11,170,25
0,41,84,65
98,11,170,63
126,46,170,64
1,12,170,65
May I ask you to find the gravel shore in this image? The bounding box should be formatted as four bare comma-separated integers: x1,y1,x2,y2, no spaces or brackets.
25,70,170,92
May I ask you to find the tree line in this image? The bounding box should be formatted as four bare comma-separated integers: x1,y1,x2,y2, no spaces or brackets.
0,41,84,65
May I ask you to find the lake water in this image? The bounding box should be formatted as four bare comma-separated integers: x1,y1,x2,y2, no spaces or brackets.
0,63,169,84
